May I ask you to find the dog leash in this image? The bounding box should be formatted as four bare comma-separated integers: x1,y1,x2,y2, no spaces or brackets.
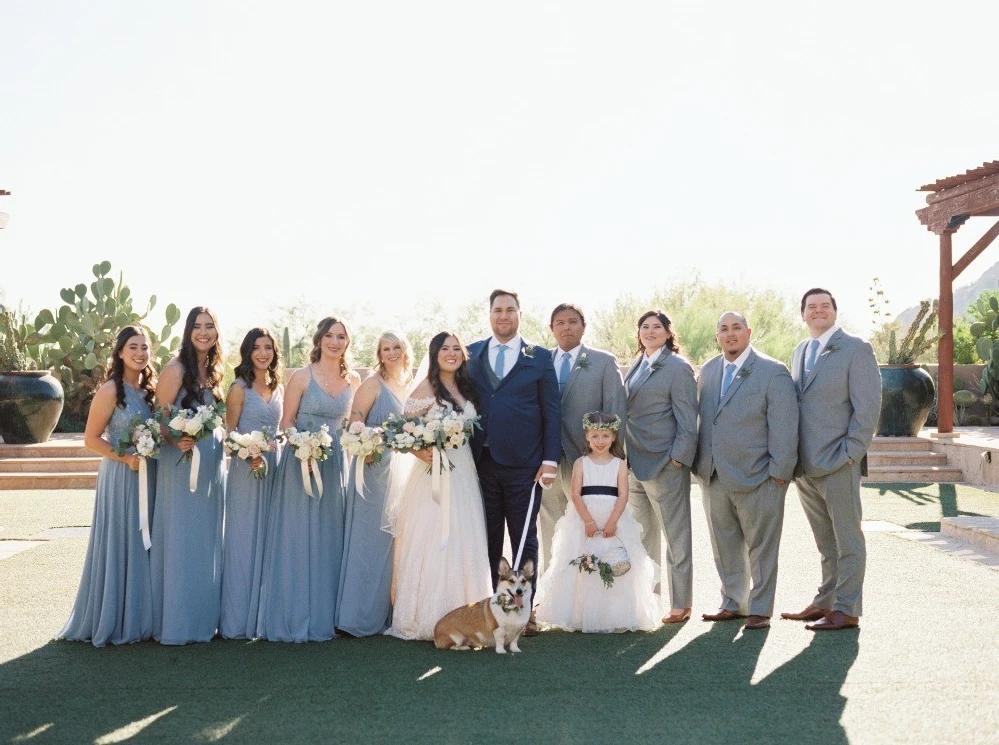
512,474,554,571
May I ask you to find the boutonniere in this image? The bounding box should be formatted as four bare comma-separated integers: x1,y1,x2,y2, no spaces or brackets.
577,352,590,370
521,344,536,359
737,366,752,380
651,358,666,372
821,345,840,357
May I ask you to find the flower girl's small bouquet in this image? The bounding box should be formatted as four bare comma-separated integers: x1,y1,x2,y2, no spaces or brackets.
224,427,279,479
113,415,164,550
569,553,616,589
157,401,226,493
285,424,334,498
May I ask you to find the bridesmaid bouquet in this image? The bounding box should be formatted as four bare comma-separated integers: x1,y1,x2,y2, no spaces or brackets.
339,421,386,466
158,402,227,464
112,415,163,551
285,424,334,498
113,416,163,460
223,427,279,479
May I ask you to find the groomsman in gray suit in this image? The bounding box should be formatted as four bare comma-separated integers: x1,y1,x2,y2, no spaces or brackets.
624,310,698,623
782,288,881,631
694,312,798,630
540,303,627,572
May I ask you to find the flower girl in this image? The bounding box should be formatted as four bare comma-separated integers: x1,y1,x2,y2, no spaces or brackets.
536,412,662,632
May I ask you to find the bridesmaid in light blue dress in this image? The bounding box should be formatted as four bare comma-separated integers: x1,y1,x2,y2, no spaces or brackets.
257,316,359,642
151,306,226,645
335,330,411,636
220,328,284,639
58,326,158,647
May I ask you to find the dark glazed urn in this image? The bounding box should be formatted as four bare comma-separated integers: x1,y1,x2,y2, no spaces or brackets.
877,365,935,437
0,371,65,444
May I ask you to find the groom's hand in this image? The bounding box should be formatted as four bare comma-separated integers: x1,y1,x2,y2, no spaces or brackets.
535,463,557,487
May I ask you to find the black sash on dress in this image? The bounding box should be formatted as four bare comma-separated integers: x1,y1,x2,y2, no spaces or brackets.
581,486,619,497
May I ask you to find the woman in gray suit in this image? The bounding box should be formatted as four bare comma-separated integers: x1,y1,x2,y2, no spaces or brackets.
623,310,698,624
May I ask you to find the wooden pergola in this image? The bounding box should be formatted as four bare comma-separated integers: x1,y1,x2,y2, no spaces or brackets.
917,161,999,435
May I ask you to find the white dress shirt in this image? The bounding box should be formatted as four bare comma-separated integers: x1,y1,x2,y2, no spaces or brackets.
489,334,522,379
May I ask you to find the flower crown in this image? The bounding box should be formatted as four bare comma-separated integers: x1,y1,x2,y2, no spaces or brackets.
582,412,622,432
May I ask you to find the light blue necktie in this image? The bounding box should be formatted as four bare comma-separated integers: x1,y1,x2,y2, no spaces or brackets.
804,338,820,378
494,344,508,379
721,362,735,397
558,352,572,391
632,358,649,388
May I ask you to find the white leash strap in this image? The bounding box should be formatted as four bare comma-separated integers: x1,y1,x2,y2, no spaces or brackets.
513,476,553,571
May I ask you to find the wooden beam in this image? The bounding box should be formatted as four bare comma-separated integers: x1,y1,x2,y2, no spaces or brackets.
937,232,955,434
953,219,999,279
924,171,999,204
917,178,999,233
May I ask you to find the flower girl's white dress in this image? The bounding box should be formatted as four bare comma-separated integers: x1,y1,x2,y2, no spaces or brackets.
536,456,663,632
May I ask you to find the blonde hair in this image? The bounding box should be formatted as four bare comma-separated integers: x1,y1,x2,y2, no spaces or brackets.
373,330,413,385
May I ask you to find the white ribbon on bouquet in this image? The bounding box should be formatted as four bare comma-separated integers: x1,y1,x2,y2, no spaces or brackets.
138,457,151,550
187,446,201,492
301,456,324,499
430,448,452,549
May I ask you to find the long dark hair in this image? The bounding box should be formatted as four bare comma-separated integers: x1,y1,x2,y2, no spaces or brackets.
635,309,682,358
427,331,477,412
106,325,156,410
234,327,282,391
309,316,352,379
178,306,224,409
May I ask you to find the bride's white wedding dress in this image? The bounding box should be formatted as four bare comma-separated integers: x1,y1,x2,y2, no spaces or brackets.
385,398,493,641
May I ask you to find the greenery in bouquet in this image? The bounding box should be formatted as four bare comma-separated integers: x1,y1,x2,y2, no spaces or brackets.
569,553,615,588
112,415,163,459
157,401,226,463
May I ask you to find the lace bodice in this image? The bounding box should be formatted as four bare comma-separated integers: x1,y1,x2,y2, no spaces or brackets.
105,384,153,445
403,397,478,420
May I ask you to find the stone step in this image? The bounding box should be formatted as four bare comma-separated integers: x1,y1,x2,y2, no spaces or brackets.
0,472,97,490
941,517,999,555
0,456,101,473
867,452,949,467
0,435,90,459
870,436,932,452
864,464,964,483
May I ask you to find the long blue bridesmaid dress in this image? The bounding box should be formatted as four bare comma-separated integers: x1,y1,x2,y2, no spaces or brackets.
335,378,401,636
220,379,282,639
57,384,157,647
257,369,350,642
151,389,225,645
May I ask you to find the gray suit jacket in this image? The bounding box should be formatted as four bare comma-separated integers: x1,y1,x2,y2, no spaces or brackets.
623,349,698,481
791,328,882,478
694,348,799,493
551,345,627,466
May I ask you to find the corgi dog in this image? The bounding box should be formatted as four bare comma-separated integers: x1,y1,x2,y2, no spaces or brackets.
433,558,535,654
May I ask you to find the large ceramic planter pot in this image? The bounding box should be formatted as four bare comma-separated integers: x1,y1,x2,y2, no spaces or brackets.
0,371,65,444
877,365,935,437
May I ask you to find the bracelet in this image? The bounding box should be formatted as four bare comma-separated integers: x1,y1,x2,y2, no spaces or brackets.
584,520,596,526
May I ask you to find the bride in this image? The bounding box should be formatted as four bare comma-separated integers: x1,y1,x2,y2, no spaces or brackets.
384,331,493,641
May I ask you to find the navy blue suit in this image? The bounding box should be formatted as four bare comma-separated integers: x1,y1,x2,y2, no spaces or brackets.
467,338,561,589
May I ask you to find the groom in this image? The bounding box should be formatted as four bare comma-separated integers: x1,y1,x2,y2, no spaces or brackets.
468,289,561,633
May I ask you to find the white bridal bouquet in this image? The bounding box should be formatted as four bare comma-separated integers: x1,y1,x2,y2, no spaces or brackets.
381,404,479,470
113,415,164,551
285,424,334,498
223,427,279,479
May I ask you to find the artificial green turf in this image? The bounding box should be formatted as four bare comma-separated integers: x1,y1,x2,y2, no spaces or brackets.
861,482,999,531
1,486,998,744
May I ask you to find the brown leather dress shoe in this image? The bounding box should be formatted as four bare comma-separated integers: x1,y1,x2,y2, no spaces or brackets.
701,609,747,622
743,615,770,630
662,608,692,624
780,605,828,622
806,610,859,631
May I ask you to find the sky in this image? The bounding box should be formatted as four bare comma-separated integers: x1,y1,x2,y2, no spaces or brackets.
3,1,999,341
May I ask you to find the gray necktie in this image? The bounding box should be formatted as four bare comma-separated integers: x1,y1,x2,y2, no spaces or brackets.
804,338,820,378
721,362,735,397
494,344,508,379
558,352,571,391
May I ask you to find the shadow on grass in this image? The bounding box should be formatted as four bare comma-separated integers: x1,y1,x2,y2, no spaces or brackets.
863,482,990,531
1,622,859,744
